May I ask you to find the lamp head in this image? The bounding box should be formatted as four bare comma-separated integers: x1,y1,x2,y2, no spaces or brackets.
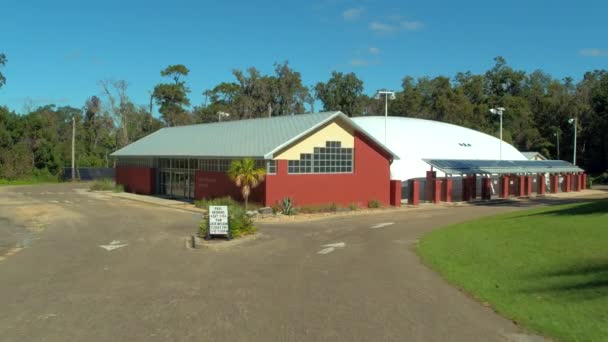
489,108,497,114
568,118,574,124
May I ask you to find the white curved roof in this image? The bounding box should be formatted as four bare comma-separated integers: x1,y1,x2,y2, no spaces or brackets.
352,116,526,180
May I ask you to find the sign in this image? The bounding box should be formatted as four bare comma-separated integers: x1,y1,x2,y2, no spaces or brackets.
208,205,229,237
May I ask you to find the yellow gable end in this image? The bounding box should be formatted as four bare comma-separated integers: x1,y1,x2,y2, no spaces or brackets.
274,121,354,160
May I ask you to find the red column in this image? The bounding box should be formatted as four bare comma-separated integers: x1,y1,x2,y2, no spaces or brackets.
550,175,558,193
576,174,582,191
470,175,478,200
525,176,533,197
481,177,492,200
565,174,572,192
582,173,587,190
409,179,420,206
442,178,453,202
500,175,510,198
432,179,442,203
390,180,401,207
517,176,525,197
462,176,471,201
538,174,546,195
426,171,436,202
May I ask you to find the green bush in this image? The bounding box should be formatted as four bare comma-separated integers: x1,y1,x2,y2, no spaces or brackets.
592,171,608,185
194,196,240,208
90,179,123,192
367,199,381,208
196,197,256,239
348,202,358,211
297,202,341,214
281,197,295,215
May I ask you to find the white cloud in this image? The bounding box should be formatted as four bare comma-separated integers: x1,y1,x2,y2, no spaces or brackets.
350,59,370,66
369,21,395,32
369,19,424,33
368,47,380,55
343,7,364,21
400,20,424,31
580,48,608,57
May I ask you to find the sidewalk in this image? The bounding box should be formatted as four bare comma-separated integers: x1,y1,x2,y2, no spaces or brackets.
105,192,205,213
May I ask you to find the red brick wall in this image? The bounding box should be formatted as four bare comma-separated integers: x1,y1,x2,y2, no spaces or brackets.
264,133,392,207
194,171,265,204
115,167,155,195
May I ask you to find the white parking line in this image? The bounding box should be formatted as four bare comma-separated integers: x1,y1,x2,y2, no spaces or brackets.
371,222,395,229
317,242,346,255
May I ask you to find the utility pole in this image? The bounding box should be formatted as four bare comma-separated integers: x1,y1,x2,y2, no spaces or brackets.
374,89,396,145
489,107,506,160
268,103,272,118
554,131,560,160
569,117,577,165
71,116,76,181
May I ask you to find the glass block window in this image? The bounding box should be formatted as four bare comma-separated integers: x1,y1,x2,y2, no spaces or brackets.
195,159,234,172
266,160,277,174
116,158,153,167
288,141,353,174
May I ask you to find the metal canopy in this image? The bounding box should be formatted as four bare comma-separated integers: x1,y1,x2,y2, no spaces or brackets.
423,159,583,175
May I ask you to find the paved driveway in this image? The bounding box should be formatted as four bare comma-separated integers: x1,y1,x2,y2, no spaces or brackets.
3,184,599,341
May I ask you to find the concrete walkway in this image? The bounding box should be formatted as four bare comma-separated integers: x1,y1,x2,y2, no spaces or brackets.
104,191,205,213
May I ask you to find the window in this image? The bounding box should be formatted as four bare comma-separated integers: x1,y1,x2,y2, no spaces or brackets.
288,141,353,174
116,158,153,167
266,160,276,174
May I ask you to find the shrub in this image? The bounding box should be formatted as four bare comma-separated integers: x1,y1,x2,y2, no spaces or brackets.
90,179,123,192
196,197,256,239
297,203,341,214
281,197,294,215
592,172,608,185
348,202,358,211
368,199,381,208
194,196,240,208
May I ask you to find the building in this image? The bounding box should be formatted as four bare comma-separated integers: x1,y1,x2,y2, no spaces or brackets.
352,116,584,203
111,112,401,207
521,151,548,161
352,116,527,181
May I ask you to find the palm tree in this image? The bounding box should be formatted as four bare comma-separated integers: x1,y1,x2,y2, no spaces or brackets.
227,158,266,209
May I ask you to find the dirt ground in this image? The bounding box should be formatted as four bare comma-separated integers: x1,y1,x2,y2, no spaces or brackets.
1,183,604,341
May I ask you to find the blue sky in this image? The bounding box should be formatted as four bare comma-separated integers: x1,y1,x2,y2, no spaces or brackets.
1,0,607,114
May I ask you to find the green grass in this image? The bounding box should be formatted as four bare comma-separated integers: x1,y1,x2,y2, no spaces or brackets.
89,179,124,192
417,200,608,342
0,176,59,186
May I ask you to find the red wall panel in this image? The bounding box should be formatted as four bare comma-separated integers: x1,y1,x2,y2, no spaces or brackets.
264,133,392,207
115,167,155,195
194,171,265,204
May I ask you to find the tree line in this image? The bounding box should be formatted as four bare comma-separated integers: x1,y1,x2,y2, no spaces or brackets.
0,54,607,180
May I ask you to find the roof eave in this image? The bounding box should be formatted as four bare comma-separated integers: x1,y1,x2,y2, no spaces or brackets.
263,111,400,160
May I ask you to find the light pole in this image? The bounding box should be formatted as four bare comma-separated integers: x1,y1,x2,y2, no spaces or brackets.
374,89,396,144
554,131,560,160
568,117,577,165
489,107,506,160
217,111,230,122
71,116,75,181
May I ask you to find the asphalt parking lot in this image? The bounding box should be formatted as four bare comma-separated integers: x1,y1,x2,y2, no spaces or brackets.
3,183,603,341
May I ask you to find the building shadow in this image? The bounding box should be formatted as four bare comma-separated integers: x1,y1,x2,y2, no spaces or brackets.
511,199,608,218
520,261,608,301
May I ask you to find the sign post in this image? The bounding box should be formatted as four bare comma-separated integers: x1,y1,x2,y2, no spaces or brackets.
207,205,230,240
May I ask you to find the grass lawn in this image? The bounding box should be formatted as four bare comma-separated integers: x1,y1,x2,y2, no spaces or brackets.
0,178,58,186
417,200,608,342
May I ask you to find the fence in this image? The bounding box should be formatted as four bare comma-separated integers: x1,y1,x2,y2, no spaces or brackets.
62,168,115,181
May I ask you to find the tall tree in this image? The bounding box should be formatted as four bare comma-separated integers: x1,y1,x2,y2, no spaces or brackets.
153,64,191,126
0,53,7,89
272,61,308,115
315,71,364,116
99,80,131,147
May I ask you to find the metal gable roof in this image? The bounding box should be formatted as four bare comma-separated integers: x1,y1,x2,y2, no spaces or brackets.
111,111,399,160
423,159,583,175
